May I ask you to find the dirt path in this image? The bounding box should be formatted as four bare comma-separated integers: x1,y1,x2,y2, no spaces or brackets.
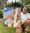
0,18,4,23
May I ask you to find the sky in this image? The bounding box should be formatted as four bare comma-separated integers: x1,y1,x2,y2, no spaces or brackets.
7,0,20,3
7,0,13,3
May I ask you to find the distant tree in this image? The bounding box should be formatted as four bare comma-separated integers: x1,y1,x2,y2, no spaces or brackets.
6,1,23,8
21,0,30,5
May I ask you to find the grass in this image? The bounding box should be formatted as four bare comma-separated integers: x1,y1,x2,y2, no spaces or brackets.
0,23,30,33
0,23,16,33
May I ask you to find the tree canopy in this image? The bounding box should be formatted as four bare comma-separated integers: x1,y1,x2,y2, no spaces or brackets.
21,0,30,5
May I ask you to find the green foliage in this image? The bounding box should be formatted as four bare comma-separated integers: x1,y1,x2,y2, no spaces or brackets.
6,0,30,7
11,2,22,7
6,2,23,8
21,0,30,5
0,10,3,18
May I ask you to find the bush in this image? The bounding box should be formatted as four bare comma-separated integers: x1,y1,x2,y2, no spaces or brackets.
0,10,3,18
